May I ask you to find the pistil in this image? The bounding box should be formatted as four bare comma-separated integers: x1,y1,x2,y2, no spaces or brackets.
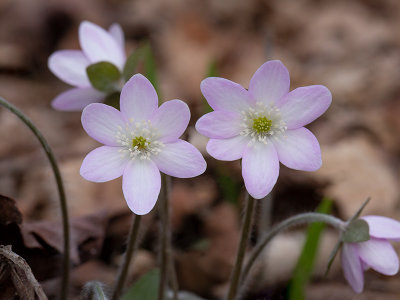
240,102,287,144
116,119,164,160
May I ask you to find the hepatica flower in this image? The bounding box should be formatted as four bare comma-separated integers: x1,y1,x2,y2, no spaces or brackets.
48,21,126,111
196,60,332,199
341,216,400,293
80,74,206,215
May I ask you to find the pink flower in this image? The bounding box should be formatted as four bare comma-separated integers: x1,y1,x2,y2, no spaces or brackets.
80,74,206,215
48,21,126,111
195,60,331,199
341,216,400,293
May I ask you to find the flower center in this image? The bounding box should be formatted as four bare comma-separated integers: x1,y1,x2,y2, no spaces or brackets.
116,119,164,160
132,136,148,150
240,102,287,144
252,116,272,134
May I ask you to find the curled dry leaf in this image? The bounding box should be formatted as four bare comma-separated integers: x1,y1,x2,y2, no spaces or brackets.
0,245,47,300
0,194,108,282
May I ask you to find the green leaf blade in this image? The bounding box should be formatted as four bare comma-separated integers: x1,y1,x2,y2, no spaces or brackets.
288,197,333,300
121,269,160,300
87,61,121,93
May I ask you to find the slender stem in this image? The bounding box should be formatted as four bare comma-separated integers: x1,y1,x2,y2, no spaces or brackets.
165,175,179,300
169,260,179,300
240,212,345,284
226,192,255,300
0,97,70,300
111,214,142,300
158,174,179,300
258,192,273,234
158,174,169,300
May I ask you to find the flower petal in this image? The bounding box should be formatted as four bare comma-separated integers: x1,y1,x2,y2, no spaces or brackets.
51,87,104,111
80,146,128,182
196,111,242,139
48,50,91,87
152,140,206,178
272,128,321,171
120,74,158,122
277,85,332,129
249,60,290,106
206,135,249,161
108,23,125,49
242,142,279,199
200,77,253,113
341,243,364,294
150,100,190,143
122,159,161,215
357,238,399,275
81,103,126,146
79,21,125,70
362,216,400,240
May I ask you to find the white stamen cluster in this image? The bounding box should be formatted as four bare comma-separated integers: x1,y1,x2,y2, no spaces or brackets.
240,102,287,144
116,118,164,160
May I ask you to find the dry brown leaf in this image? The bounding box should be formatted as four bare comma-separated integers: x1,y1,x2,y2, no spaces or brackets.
0,245,47,300
22,211,108,264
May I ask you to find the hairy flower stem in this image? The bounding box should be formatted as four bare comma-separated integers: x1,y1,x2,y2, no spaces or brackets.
0,97,70,300
226,192,255,300
158,174,179,300
240,212,345,285
111,214,142,300
164,176,180,300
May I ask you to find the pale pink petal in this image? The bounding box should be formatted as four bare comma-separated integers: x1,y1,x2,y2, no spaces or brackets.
120,74,158,122
277,85,332,129
195,111,242,139
108,23,125,49
79,21,125,70
357,238,399,275
361,260,370,271
152,140,206,178
362,216,400,240
122,159,161,215
51,87,104,111
206,135,249,161
242,142,279,199
200,77,253,113
80,146,128,182
249,60,290,106
150,100,190,143
81,103,126,146
341,243,364,294
272,128,321,171
48,50,91,87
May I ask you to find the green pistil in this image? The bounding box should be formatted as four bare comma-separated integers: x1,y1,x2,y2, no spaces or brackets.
132,136,148,150
252,116,272,134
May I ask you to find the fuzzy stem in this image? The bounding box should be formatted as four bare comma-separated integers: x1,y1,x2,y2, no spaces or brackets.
158,174,179,300
0,97,70,300
165,176,179,300
111,214,142,300
240,212,345,285
158,174,169,300
169,260,179,300
226,192,255,300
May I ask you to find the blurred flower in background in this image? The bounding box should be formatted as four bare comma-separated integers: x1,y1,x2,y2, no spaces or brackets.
48,21,126,111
